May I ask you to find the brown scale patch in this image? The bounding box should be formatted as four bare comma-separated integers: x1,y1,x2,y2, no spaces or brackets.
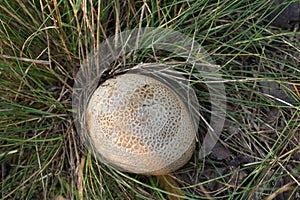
114,133,150,154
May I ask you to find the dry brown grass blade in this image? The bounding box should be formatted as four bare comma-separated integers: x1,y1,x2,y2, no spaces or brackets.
77,156,86,200
55,195,67,200
156,175,184,200
198,184,213,200
265,182,295,200
0,54,50,65
52,0,72,60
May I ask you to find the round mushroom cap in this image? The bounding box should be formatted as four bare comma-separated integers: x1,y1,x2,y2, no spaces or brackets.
86,73,196,175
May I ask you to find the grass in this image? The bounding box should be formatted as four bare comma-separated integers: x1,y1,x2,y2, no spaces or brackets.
1,0,299,199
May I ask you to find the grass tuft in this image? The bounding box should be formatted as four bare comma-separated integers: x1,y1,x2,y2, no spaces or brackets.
1,0,299,199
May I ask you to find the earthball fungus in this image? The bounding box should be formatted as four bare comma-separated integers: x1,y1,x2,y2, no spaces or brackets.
86,73,197,175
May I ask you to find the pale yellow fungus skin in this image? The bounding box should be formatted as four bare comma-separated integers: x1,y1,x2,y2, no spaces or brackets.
86,73,196,175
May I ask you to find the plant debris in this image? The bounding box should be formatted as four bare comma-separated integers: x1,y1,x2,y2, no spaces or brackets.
259,81,299,105
210,142,232,161
266,0,299,29
0,162,10,181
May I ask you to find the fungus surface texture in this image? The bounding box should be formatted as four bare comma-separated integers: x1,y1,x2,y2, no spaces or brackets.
86,73,196,175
